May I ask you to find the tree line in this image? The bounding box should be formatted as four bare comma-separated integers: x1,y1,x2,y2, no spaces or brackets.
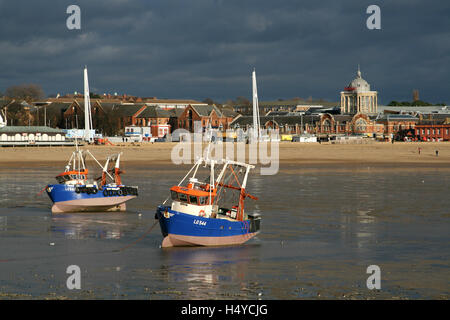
388,100,446,107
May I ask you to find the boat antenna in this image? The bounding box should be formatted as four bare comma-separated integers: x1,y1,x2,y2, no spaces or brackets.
75,136,79,152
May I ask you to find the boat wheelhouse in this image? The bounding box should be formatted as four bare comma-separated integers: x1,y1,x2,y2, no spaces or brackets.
55,170,88,184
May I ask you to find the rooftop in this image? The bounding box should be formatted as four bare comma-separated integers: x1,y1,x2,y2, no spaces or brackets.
136,106,172,118
0,126,65,133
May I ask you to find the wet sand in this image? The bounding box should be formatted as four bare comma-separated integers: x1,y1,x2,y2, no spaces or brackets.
0,165,449,299
0,142,449,168
0,143,449,299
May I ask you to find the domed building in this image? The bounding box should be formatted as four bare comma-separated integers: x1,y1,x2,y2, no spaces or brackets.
340,66,378,115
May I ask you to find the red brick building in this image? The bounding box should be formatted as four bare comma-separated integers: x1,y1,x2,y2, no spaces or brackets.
376,114,419,135
62,99,107,129
177,105,236,132
134,106,172,137
134,106,171,126
415,123,450,141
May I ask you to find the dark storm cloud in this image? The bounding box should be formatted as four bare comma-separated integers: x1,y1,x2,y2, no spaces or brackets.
0,0,449,104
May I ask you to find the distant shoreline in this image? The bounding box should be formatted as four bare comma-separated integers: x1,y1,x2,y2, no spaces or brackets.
0,142,449,169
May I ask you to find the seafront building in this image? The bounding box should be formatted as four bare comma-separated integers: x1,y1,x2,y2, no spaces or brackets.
177,104,236,132
1,66,450,143
0,125,69,146
415,115,450,141
0,101,72,146
340,66,378,115
230,67,450,141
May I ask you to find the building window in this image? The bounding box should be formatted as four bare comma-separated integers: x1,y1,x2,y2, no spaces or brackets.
355,118,367,132
322,119,331,132
427,129,430,135
437,129,441,135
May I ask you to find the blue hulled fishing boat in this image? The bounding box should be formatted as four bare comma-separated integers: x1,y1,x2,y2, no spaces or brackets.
155,158,261,247
46,146,138,213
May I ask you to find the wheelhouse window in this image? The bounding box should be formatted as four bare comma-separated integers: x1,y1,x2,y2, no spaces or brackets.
56,174,79,184
172,191,212,205
56,176,66,184
178,193,188,202
189,195,198,204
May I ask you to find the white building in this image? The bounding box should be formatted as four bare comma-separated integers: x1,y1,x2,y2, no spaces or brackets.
0,126,69,146
340,66,378,115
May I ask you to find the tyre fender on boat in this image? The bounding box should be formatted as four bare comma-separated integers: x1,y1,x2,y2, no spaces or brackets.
103,189,108,197
164,209,170,219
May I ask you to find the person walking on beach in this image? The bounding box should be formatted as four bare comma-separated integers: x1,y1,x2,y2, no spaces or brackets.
418,147,421,155
436,150,439,157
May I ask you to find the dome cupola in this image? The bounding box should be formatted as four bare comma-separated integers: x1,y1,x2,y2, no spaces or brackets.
348,65,370,92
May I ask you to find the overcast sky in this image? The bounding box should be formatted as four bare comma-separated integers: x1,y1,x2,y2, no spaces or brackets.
0,0,449,104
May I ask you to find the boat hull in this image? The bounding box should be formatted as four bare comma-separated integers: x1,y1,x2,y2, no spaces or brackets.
156,205,260,248
46,184,137,213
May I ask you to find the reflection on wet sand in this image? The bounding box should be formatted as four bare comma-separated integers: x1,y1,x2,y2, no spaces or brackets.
50,213,131,239
0,216,7,231
158,245,260,299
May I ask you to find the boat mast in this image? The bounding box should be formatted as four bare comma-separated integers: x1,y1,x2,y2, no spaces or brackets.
0,108,6,127
114,153,122,185
101,157,110,186
83,66,93,143
85,150,114,180
252,68,261,141
209,160,215,206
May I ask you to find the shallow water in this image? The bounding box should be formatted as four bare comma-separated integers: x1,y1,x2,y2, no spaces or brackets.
0,164,449,299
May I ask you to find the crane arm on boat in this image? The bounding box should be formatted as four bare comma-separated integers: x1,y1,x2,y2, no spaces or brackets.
215,182,258,200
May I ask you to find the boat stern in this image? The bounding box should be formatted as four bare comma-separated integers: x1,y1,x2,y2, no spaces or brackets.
248,212,262,234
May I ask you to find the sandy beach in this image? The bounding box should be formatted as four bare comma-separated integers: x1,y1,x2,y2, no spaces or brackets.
0,142,449,169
